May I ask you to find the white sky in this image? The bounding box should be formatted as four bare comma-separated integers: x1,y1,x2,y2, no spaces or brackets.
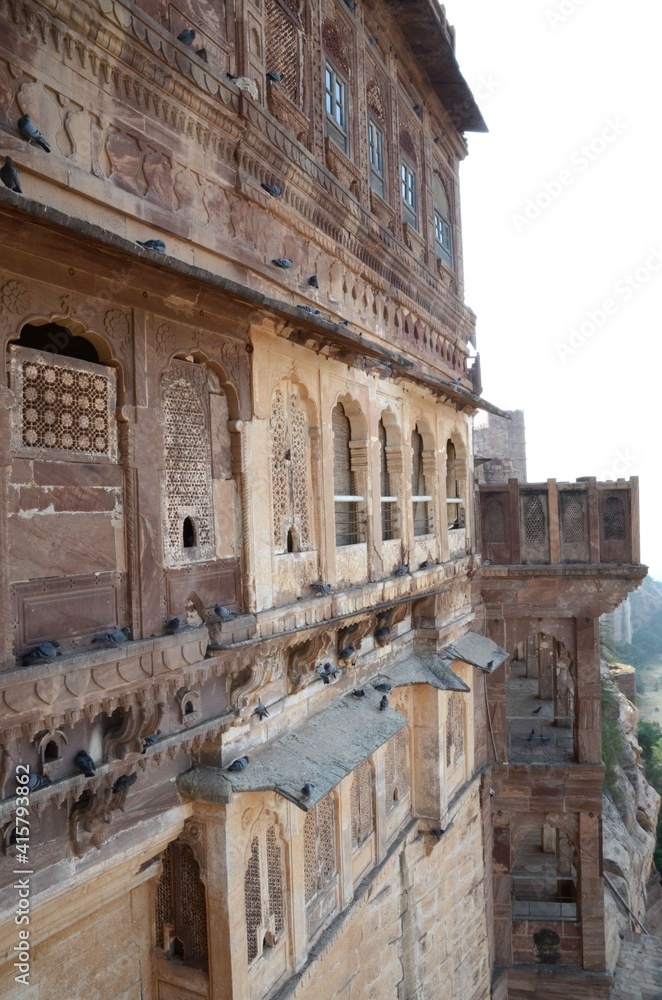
448,0,662,578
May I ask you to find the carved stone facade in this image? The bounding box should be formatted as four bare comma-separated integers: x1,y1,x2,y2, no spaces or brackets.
0,2,647,1000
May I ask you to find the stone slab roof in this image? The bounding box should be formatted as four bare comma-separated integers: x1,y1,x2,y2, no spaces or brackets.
380,653,470,691
443,631,509,673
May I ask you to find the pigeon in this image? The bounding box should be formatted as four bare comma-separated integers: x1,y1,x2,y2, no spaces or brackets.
112,772,137,793
343,0,357,8
430,828,444,839
142,731,161,753
308,275,319,288
375,626,391,644
369,37,378,45
23,641,60,664
17,114,50,152
526,729,536,741
91,627,131,647
298,305,320,315
177,28,196,45
374,682,392,693
266,71,283,83
339,645,355,660
482,559,492,567
301,783,315,797
261,183,282,197
311,583,331,596
413,104,421,114
254,700,269,719
137,239,166,253
166,617,182,634
352,688,366,698
338,320,349,328
0,157,21,192
324,663,339,680
272,258,293,268
74,750,96,777
393,564,409,577
379,695,389,711
215,604,237,620
318,666,331,685
228,755,249,772
448,377,462,386
540,735,551,743
532,705,542,715
27,773,52,791
419,560,429,569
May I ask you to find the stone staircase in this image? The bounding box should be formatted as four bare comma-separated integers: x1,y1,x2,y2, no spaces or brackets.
610,932,662,999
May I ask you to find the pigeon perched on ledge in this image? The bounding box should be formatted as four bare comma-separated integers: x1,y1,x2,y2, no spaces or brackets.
91,628,131,648
113,772,137,794
228,756,249,772
311,583,331,596
254,700,269,720
0,157,21,192
27,773,52,791
136,239,166,253
266,71,283,83
17,114,50,152
261,183,282,197
215,604,237,620
166,617,182,634
272,258,293,269
393,564,409,577
177,28,196,45
379,695,389,711
142,731,161,753
23,641,60,665
74,750,96,777
301,783,315,797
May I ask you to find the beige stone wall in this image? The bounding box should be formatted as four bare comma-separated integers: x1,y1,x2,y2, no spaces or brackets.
285,779,491,1000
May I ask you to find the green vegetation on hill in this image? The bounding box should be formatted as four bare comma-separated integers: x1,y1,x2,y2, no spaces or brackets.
637,719,662,875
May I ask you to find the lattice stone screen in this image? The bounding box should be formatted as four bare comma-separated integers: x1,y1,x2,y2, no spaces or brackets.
155,841,208,962
445,693,465,769
385,728,410,813
245,837,262,963
10,345,117,463
484,499,505,544
161,361,215,565
265,0,302,105
304,795,336,902
270,384,312,552
560,494,585,543
524,496,545,543
604,496,626,540
350,759,374,850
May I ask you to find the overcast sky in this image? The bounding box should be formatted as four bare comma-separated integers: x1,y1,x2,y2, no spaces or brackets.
448,0,662,578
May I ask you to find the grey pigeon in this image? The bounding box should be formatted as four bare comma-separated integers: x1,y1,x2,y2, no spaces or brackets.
137,239,166,253
374,681,392,693
317,664,331,685
266,71,283,82
413,104,421,114
298,305,320,314
113,772,137,793
482,559,492,566
532,705,542,715
177,28,196,45
228,755,249,772
272,258,293,268
419,560,429,569
17,114,50,152
339,645,355,660
338,320,349,327
449,377,462,386
324,663,339,680
254,700,269,719
74,750,96,777
0,157,21,192
261,183,283,197
311,583,331,596
393,564,409,577
142,731,161,753
308,275,319,288
23,641,60,665
526,729,535,741
301,783,314,797
379,695,389,711
343,0,357,8
91,627,130,647
375,626,391,644
352,688,366,698
27,773,52,791
430,828,444,839
166,617,182,634
215,603,237,620
369,37,378,45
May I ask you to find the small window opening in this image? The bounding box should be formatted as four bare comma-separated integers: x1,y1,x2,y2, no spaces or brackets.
171,937,185,959
286,527,300,553
393,787,400,801
44,740,59,762
183,517,196,548
184,701,194,716
18,323,100,363
9,827,17,845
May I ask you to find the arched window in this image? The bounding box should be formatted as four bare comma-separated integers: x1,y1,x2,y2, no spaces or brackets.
270,382,312,553
411,427,432,536
433,174,453,268
446,440,465,530
333,403,363,545
244,824,286,965
161,361,215,566
155,841,208,966
379,419,398,541
524,496,545,543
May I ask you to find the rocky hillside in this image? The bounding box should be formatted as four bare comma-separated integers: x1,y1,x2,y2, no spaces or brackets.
601,665,662,974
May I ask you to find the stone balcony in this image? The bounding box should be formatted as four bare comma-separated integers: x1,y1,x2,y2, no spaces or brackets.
478,478,640,567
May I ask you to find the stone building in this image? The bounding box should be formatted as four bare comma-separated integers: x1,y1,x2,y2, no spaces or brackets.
0,1,646,999
474,410,527,485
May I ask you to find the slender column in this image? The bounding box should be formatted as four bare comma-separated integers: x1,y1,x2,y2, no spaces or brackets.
0,388,14,667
